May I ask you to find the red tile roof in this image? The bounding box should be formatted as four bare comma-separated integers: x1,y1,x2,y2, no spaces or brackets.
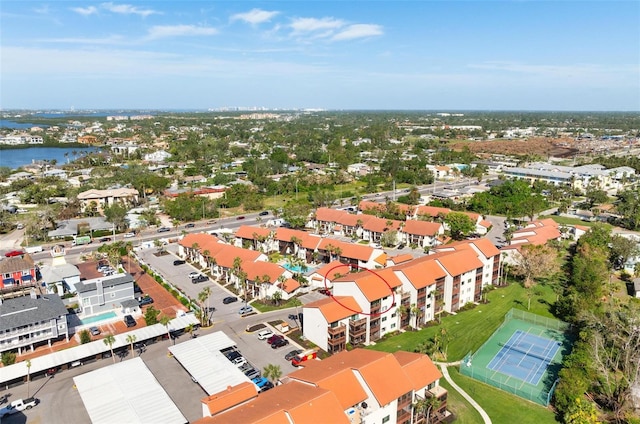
234,225,272,240
202,381,258,416
393,351,442,390
389,253,414,265
242,261,286,284
362,216,402,233
434,238,500,258
312,261,351,281
402,220,442,236
395,257,447,289
334,268,402,302
211,244,263,269
435,249,484,276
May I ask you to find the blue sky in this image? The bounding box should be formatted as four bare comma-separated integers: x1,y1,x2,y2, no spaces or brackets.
1,1,639,111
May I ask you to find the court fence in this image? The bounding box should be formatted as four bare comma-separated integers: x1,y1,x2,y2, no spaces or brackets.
459,309,571,406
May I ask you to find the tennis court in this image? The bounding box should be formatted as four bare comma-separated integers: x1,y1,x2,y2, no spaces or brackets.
460,309,573,406
487,330,561,385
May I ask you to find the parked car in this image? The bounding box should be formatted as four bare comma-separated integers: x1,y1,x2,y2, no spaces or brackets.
124,315,136,327
257,329,274,340
245,368,261,380
99,237,112,243
271,338,289,349
267,334,284,345
123,232,135,238
173,259,186,266
285,349,303,361
4,250,24,257
252,376,270,388
232,356,247,367
157,227,171,233
89,326,101,336
396,243,406,249
188,271,200,279
223,296,238,304
236,216,246,220
238,305,253,315
318,288,332,296
192,274,209,283
185,223,196,228
258,211,269,216
0,398,39,418
138,296,154,307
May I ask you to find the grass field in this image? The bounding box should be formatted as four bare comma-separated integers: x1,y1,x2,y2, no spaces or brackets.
371,282,558,361
446,367,559,424
438,378,484,424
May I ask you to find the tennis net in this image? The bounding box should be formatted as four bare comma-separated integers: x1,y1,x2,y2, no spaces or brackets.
498,342,556,362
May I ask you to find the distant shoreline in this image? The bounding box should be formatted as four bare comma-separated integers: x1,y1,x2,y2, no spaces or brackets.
0,143,92,150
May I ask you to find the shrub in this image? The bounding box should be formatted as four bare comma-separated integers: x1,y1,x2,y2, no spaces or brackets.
79,329,91,344
179,297,190,306
154,275,163,283
144,306,160,325
1,352,16,366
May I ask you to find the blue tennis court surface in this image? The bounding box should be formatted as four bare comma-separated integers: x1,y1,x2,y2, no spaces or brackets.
486,330,561,385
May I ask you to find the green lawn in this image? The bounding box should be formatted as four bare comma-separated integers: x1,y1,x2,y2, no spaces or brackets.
370,282,558,361
438,378,483,424
446,367,559,424
251,297,301,313
549,215,613,230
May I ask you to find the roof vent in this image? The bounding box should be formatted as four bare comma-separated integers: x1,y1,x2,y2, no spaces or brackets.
361,402,368,409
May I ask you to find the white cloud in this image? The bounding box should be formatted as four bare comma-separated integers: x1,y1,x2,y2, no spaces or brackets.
290,17,345,35
231,8,279,25
146,25,218,40
70,6,98,16
332,24,383,41
38,35,126,45
101,2,159,17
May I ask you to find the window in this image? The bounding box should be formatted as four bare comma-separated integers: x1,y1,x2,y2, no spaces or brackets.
382,416,390,424
382,316,387,322
391,323,396,329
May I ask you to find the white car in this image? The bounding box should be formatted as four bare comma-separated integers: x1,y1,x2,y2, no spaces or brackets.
123,232,135,238
188,271,200,279
257,329,274,340
232,356,247,367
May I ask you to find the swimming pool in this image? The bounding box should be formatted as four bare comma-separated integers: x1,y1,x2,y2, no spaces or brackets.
283,263,312,273
81,311,117,325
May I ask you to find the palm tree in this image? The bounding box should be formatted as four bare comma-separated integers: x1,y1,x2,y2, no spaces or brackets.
198,287,212,326
410,303,421,329
103,334,116,364
26,359,31,397
159,315,172,343
263,363,282,384
186,323,194,338
126,334,137,357
272,290,283,306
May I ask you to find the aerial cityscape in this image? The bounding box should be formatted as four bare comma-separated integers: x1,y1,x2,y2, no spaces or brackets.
1,1,639,424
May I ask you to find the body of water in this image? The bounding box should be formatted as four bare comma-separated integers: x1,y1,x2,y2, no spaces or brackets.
0,146,101,169
0,120,46,129
81,311,117,325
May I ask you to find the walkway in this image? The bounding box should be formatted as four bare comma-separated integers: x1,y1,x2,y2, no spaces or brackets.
436,361,492,424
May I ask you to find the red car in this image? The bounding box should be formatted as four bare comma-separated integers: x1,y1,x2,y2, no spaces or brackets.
4,250,24,257
267,334,284,344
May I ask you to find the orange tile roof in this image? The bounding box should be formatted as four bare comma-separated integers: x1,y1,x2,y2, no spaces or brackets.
374,253,387,265
479,219,492,229
279,278,300,293
313,261,350,281
242,261,286,284
291,349,414,407
358,200,385,212
235,225,272,240
315,207,347,223
393,351,443,390
389,253,413,265
435,249,484,276
363,216,402,233
211,244,263,269
179,233,222,252
402,220,442,236
202,381,258,416
198,381,348,424
434,238,500,258
415,205,451,218
336,212,374,227
295,368,367,410
395,257,447,289
334,268,402,302
463,211,481,222
274,227,308,243
305,296,362,323
318,239,374,262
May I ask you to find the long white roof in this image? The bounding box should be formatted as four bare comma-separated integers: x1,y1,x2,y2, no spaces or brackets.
168,331,249,395
74,357,187,424
0,312,199,384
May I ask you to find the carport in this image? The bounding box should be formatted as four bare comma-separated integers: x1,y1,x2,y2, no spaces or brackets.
73,357,187,424
168,332,250,395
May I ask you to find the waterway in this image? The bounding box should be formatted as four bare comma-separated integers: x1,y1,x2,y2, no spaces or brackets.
0,146,101,169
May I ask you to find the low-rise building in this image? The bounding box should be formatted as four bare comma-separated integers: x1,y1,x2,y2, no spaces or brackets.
75,274,138,317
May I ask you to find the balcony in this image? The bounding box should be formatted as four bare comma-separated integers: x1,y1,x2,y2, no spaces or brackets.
349,318,367,339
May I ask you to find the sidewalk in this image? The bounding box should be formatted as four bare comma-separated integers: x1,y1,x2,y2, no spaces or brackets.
436,361,492,424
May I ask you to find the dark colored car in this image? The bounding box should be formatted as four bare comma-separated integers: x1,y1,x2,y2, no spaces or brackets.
271,338,289,349
318,288,332,296
185,223,196,228
236,216,245,220
99,237,112,243
267,334,284,344
173,259,186,266
223,296,238,304
285,349,303,361
258,211,269,216
124,315,136,328
138,296,154,306
396,243,406,249
192,274,209,283
157,227,171,233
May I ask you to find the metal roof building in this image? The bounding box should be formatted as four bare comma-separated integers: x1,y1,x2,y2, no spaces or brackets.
168,331,249,395
0,312,199,385
74,357,187,424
